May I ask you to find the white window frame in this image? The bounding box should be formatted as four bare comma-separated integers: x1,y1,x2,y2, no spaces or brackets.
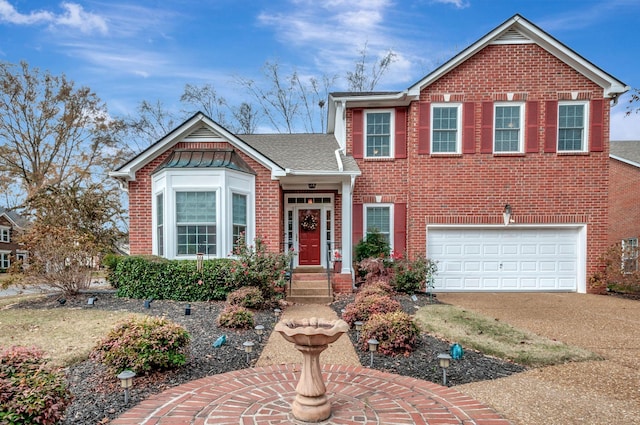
364,109,394,158
0,226,9,243
364,203,394,252
152,169,255,260
15,251,27,264
622,238,639,273
494,102,525,153
0,251,10,269
175,190,218,257
230,190,249,251
431,103,462,154
557,101,589,152
156,191,164,256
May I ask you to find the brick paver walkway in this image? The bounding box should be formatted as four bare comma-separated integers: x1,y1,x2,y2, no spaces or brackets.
111,363,512,424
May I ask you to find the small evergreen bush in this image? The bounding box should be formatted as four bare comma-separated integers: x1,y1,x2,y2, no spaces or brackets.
391,253,438,294
361,311,420,356
0,346,72,425
226,286,265,309
354,230,390,262
341,293,401,326
92,315,190,374
217,305,255,329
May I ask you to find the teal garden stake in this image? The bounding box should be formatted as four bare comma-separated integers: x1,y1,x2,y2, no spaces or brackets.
450,343,464,360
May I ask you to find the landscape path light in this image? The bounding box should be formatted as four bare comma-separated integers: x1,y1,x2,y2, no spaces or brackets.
437,353,452,386
354,321,363,340
243,341,254,364
274,308,282,323
117,370,136,404
368,338,379,368
185,303,191,315
87,297,97,306
255,325,265,343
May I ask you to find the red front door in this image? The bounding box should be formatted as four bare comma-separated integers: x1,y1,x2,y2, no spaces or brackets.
298,209,321,266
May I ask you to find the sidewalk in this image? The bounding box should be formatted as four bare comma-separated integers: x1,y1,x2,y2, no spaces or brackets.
256,303,361,367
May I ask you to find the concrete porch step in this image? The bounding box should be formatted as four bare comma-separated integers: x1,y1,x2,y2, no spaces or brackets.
285,295,334,304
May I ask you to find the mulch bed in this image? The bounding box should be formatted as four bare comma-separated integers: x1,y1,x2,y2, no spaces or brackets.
9,290,525,424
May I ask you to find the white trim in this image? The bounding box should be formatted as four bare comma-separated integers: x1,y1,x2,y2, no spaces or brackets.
426,223,587,293
430,103,462,154
364,109,395,159
285,193,334,268
557,100,590,153
364,203,394,252
0,250,10,269
0,226,9,243
610,154,640,169
493,102,525,153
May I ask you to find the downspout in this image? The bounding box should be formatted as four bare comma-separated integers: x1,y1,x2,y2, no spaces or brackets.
334,149,344,172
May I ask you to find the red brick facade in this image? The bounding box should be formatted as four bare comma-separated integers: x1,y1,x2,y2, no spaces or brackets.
347,43,611,293
609,158,640,244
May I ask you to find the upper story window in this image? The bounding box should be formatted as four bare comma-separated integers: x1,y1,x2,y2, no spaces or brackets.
622,238,639,273
494,103,524,153
558,101,589,152
0,227,9,243
176,191,217,256
364,204,393,251
365,110,393,158
431,104,461,153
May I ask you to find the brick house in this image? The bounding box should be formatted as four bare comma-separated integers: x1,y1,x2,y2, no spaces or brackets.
111,15,628,294
609,140,640,272
0,208,27,271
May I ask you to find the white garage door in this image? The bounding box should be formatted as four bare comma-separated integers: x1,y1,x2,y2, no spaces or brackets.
427,227,580,291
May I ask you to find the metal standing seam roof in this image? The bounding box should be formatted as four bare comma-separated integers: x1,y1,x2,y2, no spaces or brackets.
153,149,257,175
610,140,640,167
239,133,360,174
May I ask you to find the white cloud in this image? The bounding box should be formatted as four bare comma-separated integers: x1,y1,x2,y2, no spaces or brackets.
0,1,107,34
431,0,470,9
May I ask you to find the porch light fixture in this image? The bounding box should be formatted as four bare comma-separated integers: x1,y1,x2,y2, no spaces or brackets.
255,324,265,343
368,338,379,367
437,353,452,386
185,304,191,315
354,321,363,340
196,252,204,272
117,369,136,404
243,341,254,363
503,204,512,226
308,183,316,189
307,198,313,204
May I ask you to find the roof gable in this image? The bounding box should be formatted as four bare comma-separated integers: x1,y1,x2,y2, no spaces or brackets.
110,113,285,181
0,208,26,228
408,14,628,98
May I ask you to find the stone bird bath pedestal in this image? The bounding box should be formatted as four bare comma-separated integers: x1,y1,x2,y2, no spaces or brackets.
275,317,349,422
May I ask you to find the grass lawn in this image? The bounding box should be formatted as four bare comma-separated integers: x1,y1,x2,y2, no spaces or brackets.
0,295,139,366
414,304,601,367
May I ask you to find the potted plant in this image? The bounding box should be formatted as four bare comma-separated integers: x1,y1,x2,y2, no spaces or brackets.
333,250,342,273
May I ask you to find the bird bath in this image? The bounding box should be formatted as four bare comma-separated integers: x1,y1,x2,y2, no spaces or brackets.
275,317,349,422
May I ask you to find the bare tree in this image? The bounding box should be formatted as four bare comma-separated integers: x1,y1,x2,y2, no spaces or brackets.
180,83,230,126
123,99,179,154
232,102,260,134
0,61,124,209
626,88,640,116
346,42,397,92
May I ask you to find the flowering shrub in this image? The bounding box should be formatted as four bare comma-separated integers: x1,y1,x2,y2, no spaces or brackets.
391,253,438,294
92,315,190,374
229,234,294,299
0,346,72,425
226,286,265,309
357,278,395,298
217,305,255,329
341,293,401,326
360,311,420,356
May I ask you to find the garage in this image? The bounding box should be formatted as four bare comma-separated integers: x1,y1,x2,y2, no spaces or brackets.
427,227,585,292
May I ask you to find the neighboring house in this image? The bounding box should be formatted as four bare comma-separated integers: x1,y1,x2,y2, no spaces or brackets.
111,14,628,294
609,140,640,272
0,208,28,271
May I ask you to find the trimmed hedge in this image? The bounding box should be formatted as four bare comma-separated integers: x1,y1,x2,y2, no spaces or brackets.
110,256,237,301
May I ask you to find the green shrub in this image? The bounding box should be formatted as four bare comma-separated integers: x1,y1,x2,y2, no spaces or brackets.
217,305,255,329
92,315,190,374
391,253,438,294
0,346,72,425
227,286,265,309
354,230,390,262
361,311,420,356
341,293,401,326
111,256,234,301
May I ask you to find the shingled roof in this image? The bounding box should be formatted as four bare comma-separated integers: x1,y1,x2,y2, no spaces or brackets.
610,140,640,167
240,133,360,174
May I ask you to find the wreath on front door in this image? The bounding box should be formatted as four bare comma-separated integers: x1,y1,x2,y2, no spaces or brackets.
300,212,318,231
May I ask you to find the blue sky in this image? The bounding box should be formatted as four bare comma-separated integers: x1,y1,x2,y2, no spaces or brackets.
0,0,639,139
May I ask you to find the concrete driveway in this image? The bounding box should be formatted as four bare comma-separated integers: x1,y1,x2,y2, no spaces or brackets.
436,293,640,424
